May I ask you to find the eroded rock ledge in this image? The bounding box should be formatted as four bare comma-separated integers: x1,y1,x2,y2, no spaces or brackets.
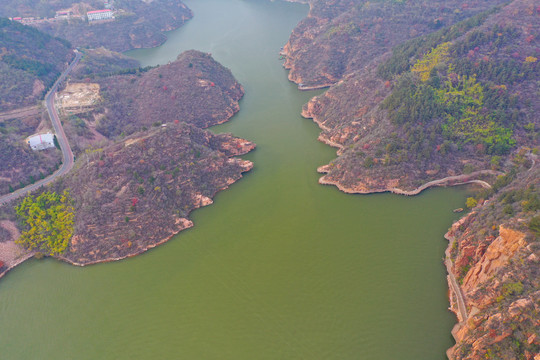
443,166,539,359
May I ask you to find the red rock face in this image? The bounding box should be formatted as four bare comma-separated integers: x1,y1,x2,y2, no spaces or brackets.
445,178,540,359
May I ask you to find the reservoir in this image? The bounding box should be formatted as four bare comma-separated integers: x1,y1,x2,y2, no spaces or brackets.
1,0,470,358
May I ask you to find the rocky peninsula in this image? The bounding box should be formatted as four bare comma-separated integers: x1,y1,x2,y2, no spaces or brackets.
0,50,254,276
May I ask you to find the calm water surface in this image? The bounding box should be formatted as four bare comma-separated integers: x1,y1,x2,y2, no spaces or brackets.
0,0,469,358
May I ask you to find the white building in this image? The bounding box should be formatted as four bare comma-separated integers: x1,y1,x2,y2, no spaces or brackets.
87,9,114,21
26,133,56,151
55,10,71,18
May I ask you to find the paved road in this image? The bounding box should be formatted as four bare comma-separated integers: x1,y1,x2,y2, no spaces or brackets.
0,51,81,206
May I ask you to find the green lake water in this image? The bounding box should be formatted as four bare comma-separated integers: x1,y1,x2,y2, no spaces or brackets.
0,0,470,358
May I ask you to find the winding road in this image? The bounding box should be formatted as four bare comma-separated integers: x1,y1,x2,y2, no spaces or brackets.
0,51,81,206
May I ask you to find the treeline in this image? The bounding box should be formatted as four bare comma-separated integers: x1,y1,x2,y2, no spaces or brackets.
377,6,500,80
3,55,57,79
75,65,158,80
379,17,540,158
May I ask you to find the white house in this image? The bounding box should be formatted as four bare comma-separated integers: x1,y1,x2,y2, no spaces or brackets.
26,133,56,151
87,9,114,21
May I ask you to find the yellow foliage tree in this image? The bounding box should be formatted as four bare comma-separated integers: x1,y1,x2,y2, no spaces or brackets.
15,190,75,256
411,42,450,81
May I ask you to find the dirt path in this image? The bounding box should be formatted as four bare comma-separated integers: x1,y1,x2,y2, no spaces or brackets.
388,170,500,196
0,105,41,122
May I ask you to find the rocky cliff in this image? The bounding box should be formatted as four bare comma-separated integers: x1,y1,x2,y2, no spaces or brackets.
445,166,539,359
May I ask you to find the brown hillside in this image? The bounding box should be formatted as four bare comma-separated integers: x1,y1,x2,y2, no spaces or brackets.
51,123,254,265
92,50,244,139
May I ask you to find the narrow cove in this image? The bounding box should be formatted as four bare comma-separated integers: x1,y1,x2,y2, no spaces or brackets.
0,0,472,358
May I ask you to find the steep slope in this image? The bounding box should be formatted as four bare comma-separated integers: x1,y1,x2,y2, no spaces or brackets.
0,17,73,111
445,164,539,359
292,0,539,193
93,50,243,139
283,0,507,89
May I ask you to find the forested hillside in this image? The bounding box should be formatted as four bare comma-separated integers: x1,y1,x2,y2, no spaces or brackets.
51,123,254,265
284,0,539,358
0,17,73,111
287,0,539,193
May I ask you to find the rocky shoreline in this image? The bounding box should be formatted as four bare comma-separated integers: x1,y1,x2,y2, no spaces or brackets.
59,159,253,267
317,167,497,196
0,49,255,278
282,0,540,358
0,131,255,276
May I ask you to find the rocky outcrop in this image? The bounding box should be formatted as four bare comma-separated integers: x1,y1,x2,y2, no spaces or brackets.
461,226,527,291
444,166,540,359
0,220,35,280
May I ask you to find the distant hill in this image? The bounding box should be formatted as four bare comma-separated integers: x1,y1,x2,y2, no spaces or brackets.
0,0,102,18
0,0,193,52
0,17,73,111
70,47,140,80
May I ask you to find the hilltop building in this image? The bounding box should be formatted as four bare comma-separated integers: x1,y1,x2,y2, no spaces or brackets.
55,10,71,18
26,133,55,151
87,9,114,21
